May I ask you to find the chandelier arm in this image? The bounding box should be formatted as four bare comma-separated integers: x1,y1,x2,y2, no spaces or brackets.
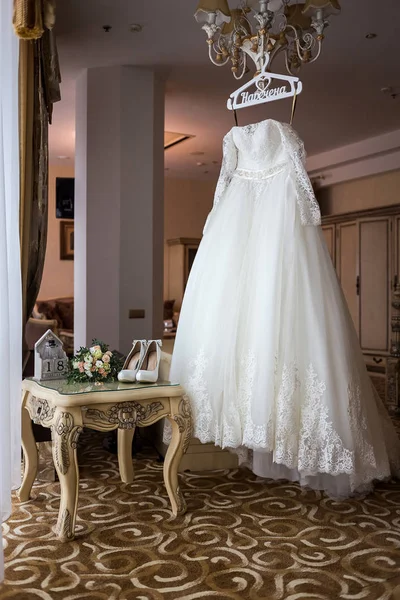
294,35,322,63
284,25,315,57
241,13,252,32
232,52,247,80
195,1,337,80
284,49,297,77
285,24,298,39
268,40,287,68
261,31,266,57
207,42,231,67
215,36,225,53
304,38,323,64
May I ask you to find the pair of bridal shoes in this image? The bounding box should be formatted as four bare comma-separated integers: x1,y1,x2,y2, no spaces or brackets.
118,339,162,384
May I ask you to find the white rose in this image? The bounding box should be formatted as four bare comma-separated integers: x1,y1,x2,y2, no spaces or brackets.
72,361,79,369
84,362,91,370
96,360,103,368
86,371,93,378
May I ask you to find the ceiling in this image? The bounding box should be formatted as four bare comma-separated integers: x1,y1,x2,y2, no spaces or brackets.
51,0,400,180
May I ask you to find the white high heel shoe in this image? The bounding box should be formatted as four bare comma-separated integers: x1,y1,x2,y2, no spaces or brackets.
118,340,147,383
136,340,162,383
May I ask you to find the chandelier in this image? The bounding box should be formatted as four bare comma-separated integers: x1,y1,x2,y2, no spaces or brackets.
194,0,341,78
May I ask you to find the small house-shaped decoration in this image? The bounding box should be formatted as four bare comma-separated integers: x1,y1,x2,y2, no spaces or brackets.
34,330,69,381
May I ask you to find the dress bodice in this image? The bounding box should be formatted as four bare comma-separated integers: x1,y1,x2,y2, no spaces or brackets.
205,119,321,230
233,120,288,171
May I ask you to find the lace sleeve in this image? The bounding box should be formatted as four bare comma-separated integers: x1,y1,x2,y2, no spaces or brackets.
203,130,237,234
279,123,321,226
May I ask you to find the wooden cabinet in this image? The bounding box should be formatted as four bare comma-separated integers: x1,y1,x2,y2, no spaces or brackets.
321,224,335,262
336,222,359,334
322,206,400,413
358,217,391,353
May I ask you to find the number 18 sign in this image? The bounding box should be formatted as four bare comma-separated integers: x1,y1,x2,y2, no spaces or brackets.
34,330,69,381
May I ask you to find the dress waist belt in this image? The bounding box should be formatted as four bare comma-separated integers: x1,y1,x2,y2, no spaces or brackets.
233,162,287,181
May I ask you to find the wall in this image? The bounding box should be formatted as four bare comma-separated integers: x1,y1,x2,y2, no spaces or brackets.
74,66,165,353
40,166,400,302
307,128,400,190
319,169,400,216
39,170,216,303
164,177,216,298
38,163,74,300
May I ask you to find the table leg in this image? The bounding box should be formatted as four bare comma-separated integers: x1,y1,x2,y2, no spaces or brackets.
18,393,38,502
51,407,83,541
164,396,192,516
118,427,135,483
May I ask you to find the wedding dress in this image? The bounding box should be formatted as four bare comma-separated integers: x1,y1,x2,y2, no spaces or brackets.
169,118,400,498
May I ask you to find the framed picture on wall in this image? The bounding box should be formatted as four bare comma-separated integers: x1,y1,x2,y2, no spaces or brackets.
60,220,74,260
56,177,75,219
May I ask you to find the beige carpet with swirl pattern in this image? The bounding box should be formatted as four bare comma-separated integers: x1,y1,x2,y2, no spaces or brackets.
1,428,400,600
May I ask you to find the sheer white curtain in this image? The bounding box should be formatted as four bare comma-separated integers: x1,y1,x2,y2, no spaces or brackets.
0,0,22,582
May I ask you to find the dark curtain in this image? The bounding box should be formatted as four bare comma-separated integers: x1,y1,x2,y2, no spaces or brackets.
14,0,61,356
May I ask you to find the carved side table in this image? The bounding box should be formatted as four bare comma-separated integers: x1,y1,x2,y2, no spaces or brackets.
18,378,191,541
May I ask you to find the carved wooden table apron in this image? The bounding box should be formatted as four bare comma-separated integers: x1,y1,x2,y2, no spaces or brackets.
18,378,192,541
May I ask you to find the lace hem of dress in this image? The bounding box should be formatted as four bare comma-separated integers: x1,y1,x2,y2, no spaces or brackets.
163,348,399,492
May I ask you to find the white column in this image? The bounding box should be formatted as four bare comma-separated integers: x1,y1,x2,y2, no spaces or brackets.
75,66,164,354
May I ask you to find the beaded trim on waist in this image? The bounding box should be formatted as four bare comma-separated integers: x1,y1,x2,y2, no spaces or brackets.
233,162,287,181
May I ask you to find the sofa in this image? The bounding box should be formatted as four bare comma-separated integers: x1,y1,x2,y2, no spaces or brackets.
27,297,74,355
163,299,180,338
28,297,176,357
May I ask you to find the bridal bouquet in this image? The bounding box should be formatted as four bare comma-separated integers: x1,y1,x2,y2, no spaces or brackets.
68,339,123,383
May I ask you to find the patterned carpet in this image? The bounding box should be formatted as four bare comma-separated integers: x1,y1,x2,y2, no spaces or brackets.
1,429,400,600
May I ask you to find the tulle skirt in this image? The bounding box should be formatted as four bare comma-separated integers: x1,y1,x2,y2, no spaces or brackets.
169,167,400,498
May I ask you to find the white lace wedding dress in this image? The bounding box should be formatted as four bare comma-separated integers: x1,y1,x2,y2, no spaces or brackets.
169,118,400,498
